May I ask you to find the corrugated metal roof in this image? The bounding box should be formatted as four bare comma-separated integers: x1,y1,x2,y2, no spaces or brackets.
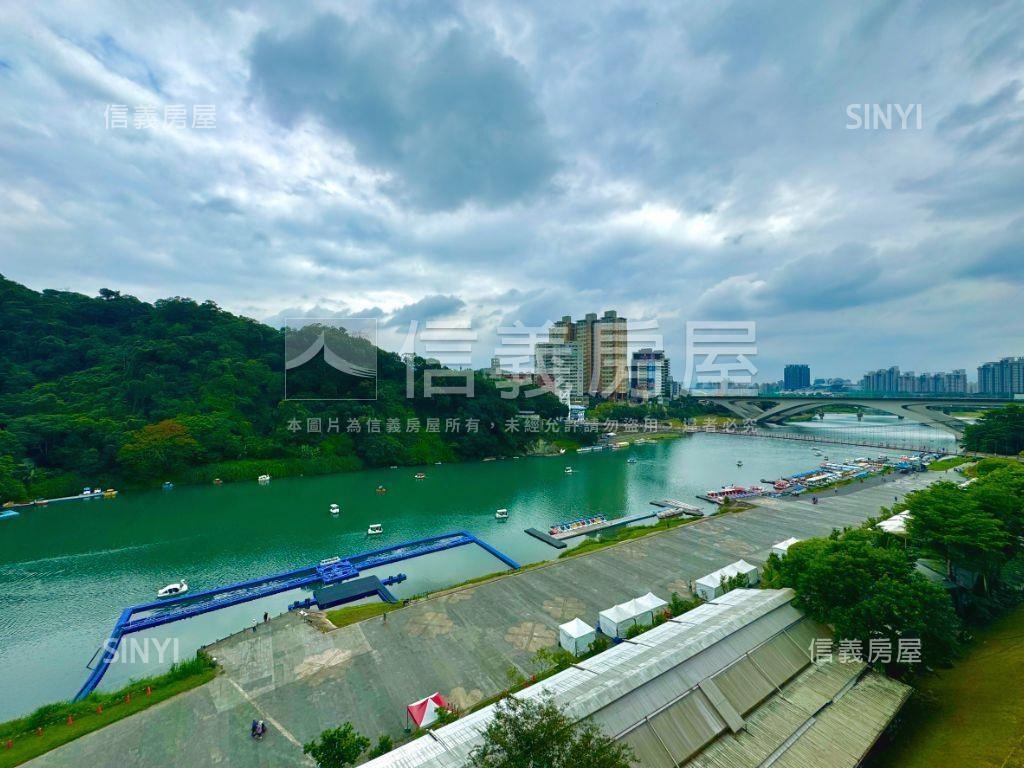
359,589,910,768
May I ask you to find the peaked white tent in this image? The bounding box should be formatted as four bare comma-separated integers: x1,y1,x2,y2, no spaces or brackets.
772,537,800,557
622,597,654,627
695,560,760,601
634,592,668,618
559,617,596,655
877,511,911,536
598,603,636,638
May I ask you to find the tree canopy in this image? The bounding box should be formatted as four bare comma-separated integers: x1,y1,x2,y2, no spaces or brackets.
766,528,961,667
0,275,585,499
470,695,633,768
302,722,369,768
963,404,1024,456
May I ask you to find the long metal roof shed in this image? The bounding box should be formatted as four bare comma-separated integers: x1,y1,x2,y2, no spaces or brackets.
360,588,910,768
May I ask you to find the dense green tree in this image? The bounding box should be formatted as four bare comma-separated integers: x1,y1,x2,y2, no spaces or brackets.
470,695,633,768
906,483,1010,589
963,404,1024,455
0,275,608,499
302,722,369,768
118,420,201,480
778,529,961,667
0,455,26,502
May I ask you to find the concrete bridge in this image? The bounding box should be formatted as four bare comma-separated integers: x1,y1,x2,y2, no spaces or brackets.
704,395,1011,436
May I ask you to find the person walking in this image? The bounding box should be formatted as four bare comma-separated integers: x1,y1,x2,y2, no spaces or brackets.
263,611,269,624
251,618,257,633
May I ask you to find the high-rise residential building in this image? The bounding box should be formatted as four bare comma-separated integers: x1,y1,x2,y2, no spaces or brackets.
630,348,670,401
978,357,1024,394
594,310,628,398
534,340,583,399
860,366,970,394
783,364,810,391
538,310,629,400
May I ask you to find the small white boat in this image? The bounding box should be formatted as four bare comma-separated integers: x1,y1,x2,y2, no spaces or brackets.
367,523,384,535
495,508,509,520
627,457,638,464
257,474,271,484
564,466,574,474
157,580,188,598
414,472,426,480
329,503,340,516
319,556,341,567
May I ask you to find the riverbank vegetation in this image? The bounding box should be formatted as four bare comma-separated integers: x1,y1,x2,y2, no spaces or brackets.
0,652,217,768
325,601,401,628
962,404,1024,456
763,461,1024,674
0,276,599,502
926,455,974,471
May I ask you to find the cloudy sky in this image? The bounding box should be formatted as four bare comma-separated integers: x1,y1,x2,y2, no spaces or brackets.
0,0,1021,381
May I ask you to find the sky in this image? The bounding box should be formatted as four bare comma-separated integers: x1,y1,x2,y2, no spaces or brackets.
0,0,1021,381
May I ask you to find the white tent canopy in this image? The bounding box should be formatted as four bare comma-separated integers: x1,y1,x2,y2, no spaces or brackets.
695,560,760,601
598,592,668,638
877,511,911,536
598,603,635,637
559,617,596,656
772,538,800,557
634,591,668,616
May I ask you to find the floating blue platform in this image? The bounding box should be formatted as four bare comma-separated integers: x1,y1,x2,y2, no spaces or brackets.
75,531,518,701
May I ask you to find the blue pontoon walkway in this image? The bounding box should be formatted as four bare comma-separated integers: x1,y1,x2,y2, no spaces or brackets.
75,531,519,701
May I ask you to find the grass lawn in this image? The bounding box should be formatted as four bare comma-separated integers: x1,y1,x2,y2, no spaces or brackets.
0,655,217,768
868,606,1024,768
325,601,402,628
928,455,975,471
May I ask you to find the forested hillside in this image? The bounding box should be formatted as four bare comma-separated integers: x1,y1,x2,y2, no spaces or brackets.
0,276,566,501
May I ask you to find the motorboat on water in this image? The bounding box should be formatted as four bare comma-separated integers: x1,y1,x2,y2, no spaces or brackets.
627,457,638,464
157,580,188,598
257,474,271,484
329,503,340,516
564,466,574,474
319,556,341,567
414,472,426,480
103,488,118,499
367,523,384,535
162,481,174,491
376,485,388,494
495,508,509,520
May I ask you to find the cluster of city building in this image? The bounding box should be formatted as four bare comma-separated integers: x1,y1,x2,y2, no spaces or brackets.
485,312,1023,401
762,358,1024,396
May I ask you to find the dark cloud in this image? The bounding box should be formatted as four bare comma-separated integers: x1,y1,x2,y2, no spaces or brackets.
0,1,1021,381
248,15,557,210
384,294,467,328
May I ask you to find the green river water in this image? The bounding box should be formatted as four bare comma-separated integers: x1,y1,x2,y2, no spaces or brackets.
0,416,954,719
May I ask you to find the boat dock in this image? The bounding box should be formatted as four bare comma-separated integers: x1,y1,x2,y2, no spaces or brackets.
4,490,116,509
524,528,568,548
74,531,519,701
650,499,703,516
528,510,664,548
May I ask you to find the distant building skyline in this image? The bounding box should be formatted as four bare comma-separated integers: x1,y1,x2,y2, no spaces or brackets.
783,364,811,391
